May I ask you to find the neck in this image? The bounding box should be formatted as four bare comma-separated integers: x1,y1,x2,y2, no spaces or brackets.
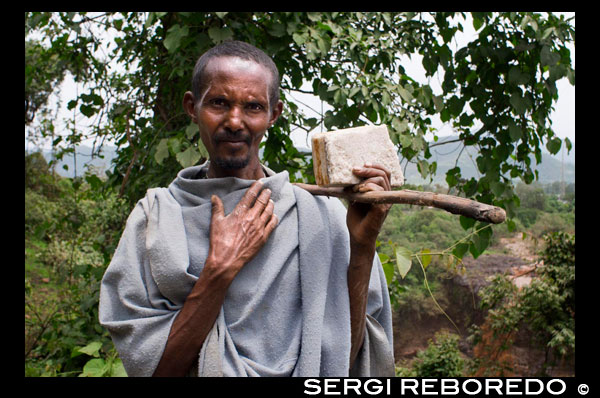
206,158,265,180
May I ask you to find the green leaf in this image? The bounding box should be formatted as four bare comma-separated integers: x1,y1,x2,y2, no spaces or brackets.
507,219,516,232
420,249,432,269
472,227,491,255
566,68,575,85
398,86,413,103
77,341,103,357
564,137,572,152
417,159,429,179
109,358,128,377
208,26,233,44
378,252,390,263
508,121,522,142
292,32,307,45
490,181,505,197
197,139,209,159
85,174,103,191
546,137,562,155
154,139,169,165
472,15,483,31
79,358,107,377
395,246,413,279
509,92,526,115
168,137,181,155
452,243,469,259
185,122,199,140
164,24,189,53
459,215,476,230
447,95,464,116
382,261,395,286
540,45,560,67
176,146,202,168
508,66,529,86
469,240,481,259
268,22,286,38
80,104,96,117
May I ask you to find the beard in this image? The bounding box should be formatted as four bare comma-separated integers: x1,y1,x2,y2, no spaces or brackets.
210,130,254,169
212,154,251,169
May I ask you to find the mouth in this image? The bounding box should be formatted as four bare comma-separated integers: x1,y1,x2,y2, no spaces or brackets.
214,132,252,146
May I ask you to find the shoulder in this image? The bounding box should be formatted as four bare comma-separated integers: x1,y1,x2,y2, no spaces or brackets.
292,184,347,223
138,187,177,214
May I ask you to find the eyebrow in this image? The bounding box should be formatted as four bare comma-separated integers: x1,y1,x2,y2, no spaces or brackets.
198,85,271,110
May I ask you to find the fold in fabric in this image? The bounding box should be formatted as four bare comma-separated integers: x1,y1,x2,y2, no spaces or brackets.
99,162,395,377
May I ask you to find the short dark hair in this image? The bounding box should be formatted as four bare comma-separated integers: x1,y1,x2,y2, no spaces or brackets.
191,40,280,109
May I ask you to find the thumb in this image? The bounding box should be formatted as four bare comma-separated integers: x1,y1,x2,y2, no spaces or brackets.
211,195,224,219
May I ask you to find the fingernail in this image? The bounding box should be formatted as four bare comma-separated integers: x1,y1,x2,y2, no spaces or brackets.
364,162,372,167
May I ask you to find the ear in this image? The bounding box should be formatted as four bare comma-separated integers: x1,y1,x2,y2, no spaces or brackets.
182,91,197,123
268,100,284,127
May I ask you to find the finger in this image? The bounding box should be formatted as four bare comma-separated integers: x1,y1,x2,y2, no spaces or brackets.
362,163,391,191
355,180,386,193
367,162,392,182
211,195,224,219
352,164,390,180
252,188,272,213
237,180,264,209
263,213,279,238
352,167,391,191
260,199,275,225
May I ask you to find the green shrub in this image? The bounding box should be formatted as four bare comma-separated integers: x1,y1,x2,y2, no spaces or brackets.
531,212,574,238
469,231,575,375
412,331,465,377
25,163,130,377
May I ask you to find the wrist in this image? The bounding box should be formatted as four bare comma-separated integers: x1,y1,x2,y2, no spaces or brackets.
201,253,242,287
349,236,376,255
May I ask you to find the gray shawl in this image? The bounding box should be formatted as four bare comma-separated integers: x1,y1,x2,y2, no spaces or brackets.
99,162,394,377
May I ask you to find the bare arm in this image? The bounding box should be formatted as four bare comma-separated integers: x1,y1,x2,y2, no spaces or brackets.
153,181,278,377
345,164,392,368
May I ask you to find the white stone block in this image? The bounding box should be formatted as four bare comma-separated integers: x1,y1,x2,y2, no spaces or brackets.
311,125,404,187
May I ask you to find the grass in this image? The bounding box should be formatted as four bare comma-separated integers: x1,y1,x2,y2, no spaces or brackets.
25,238,49,281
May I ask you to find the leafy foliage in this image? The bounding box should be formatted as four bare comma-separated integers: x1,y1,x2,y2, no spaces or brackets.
25,152,129,376
397,331,465,377
469,231,575,376
25,39,71,126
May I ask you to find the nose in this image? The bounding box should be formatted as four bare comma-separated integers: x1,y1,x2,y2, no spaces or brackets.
223,105,244,132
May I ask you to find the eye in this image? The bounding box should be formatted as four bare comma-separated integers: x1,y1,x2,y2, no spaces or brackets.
208,97,228,108
246,102,265,111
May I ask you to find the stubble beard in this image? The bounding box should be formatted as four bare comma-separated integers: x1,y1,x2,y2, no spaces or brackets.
212,154,251,169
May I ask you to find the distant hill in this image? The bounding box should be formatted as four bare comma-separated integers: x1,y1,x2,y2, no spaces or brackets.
34,145,118,179
401,135,575,186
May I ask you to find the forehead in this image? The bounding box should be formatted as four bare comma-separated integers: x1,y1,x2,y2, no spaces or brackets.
203,56,271,97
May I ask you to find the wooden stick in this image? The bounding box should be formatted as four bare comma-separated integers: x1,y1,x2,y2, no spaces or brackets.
293,183,506,224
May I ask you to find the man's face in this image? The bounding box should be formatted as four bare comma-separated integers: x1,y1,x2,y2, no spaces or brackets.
189,56,279,171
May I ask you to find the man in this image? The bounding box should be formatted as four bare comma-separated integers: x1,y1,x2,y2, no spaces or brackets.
99,40,395,377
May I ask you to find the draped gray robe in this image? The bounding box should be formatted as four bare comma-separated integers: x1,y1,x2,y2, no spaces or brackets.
99,162,394,377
